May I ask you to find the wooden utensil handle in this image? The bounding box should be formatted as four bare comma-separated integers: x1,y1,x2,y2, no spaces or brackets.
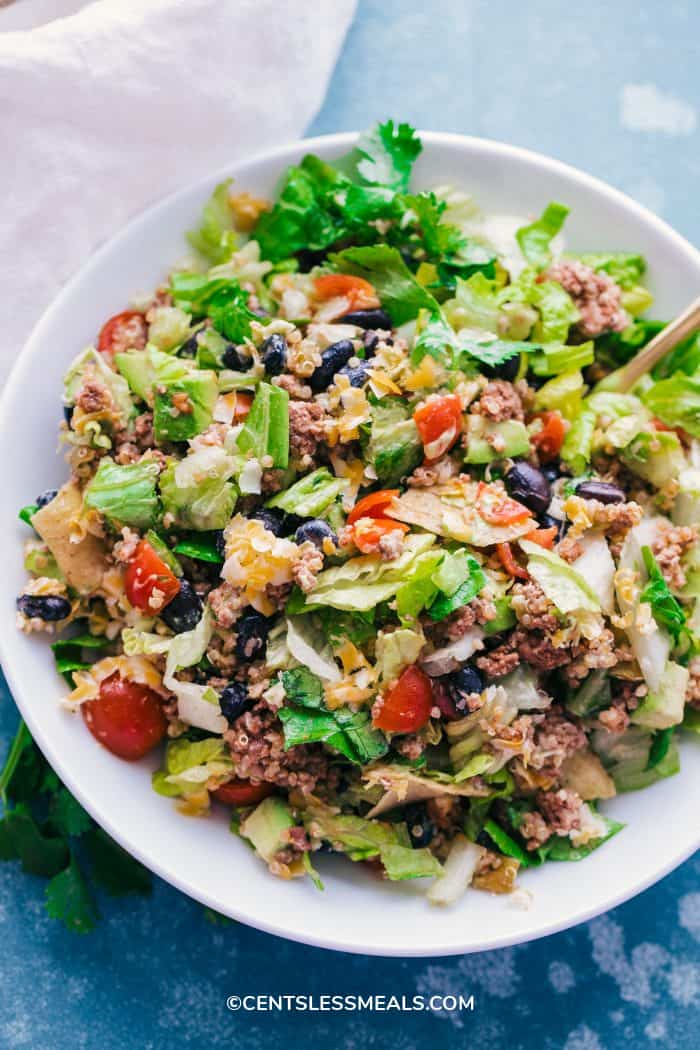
619,293,700,391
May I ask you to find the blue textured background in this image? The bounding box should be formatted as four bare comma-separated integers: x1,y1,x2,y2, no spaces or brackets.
2,1,699,1047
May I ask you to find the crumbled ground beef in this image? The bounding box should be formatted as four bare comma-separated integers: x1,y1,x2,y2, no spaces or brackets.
393,734,426,761
544,260,629,338
537,787,582,835
472,380,524,422
408,456,458,488
377,528,406,561
687,655,700,709
444,595,497,640
597,702,630,734
265,582,292,610
225,702,335,794
563,627,621,684
113,412,156,464
288,400,326,462
426,796,462,834
292,541,324,593
112,526,140,563
530,706,586,773
273,373,313,400
556,535,584,563
477,639,521,678
260,469,286,495
208,582,244,629
520,809,551,849
75,375,114,415
510,580,560,633
652,524,698,591
515,628,571,672
206,632,238,675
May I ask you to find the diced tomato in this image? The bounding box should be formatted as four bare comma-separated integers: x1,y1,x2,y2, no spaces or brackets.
496,541,529,580
352,517,409,554
82,673,167,760
212,780,274,807
373,666,434,734
347,489,400,525
97,310,148,359
476,483,532,526
530,411,566,462
413,395,463,461
125,540,181,613
232,391,253,421
525,526,558,549
314,274,379,309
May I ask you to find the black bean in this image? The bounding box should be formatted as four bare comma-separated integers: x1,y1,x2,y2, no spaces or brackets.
309,340,355,392
403,803,436,849
295,519,336,549
235,610,271,662
35,489,58,509
505,462,551,515
250,508,287,537
542,463,561,484
17,595,71,622
575,480,626,505
482,355,520,381
538,512,568,540
178,332,201,358
63,404,74,424
338,362,370,388
363,331,380,357
160,579,203,634
446,666,484,713
219,682,253,725
260,333,287,376
296,248,328,270
222,344,253,372
338,308,393,331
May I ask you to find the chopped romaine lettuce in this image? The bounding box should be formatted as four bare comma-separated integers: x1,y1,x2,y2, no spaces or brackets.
365,397,423,487
84,458,160,529
159,449,237,532
64,347,136,424
187,178,238,264
560,406,595,473
577,252,646,290
520,540,599,614
591,725,680,792
427,549,486,621
501,268,578,344
153,370,219,441
267,467,343,516
641,372,700,437
278,668,388,764
116,346,190,404
374,626,425,682
236,382,289,469
515,201,569,269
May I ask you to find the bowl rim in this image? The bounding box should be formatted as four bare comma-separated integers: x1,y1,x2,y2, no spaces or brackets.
2,130,699,957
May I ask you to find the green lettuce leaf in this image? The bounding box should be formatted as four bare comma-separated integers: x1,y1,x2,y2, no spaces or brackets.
329,245,441,326
187,178,238,264
502,268,579,343
577,252,645,290
159,453,236,532
236,381,289,469
365,397,423,486
640,547,687,640
267,467,344,516
170,272,257,344
279,668,388,765
84,458,160,529
520,540,600,614
516,201,569,269
641,372,700,437
427,550,486,621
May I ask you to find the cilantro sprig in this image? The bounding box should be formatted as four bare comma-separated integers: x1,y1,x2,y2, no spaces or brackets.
0,720,152,933
640,546,688,643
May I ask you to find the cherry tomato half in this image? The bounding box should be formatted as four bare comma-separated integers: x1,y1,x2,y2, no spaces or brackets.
524,526,558,550
496,541,529,580
352,517,409,554
82,673,167,760
476,483,532,526
413,395,463,461
347,489,400,525
530,411,566,462
125,540,181,613
373,665,434,734
314,274,379,310
211,780,275,807
97,310,148,359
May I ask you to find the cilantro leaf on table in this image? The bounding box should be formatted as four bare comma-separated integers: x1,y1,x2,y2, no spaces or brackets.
0,804,69,877
48,788,93,839
46,855,99,934
640,546,688,642
279,668,388,765
83,827,152,897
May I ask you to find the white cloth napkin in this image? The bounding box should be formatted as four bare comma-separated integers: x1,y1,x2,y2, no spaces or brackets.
0,0,356,382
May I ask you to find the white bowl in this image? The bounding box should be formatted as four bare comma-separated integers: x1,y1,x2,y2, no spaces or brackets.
1,132,698,957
